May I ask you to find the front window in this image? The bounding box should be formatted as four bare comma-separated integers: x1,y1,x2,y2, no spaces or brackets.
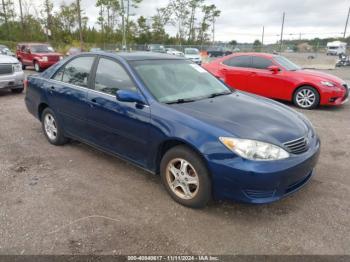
130,60,231,104
30,45,54,53
274,56,301,71
185,49,199,55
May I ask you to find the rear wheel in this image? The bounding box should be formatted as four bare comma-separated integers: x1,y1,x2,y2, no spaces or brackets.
293,86,320,110
41,108,68,145
160,145,211,208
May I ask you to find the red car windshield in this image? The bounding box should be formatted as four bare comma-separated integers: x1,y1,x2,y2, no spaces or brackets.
30,45,54,53
274,56,301,71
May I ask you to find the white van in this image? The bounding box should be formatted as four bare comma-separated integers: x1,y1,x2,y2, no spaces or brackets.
327,41,347,56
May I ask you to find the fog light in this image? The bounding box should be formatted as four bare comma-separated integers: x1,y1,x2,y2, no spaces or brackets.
329,97,337,102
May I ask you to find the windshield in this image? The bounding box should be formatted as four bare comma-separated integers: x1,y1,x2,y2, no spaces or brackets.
274,56,301,71
130,60,231,104
30,45,54,53
185,49,199,55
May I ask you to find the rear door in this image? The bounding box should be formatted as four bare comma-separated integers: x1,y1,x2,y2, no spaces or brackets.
48,55,96,139
219,55,253,92
86,56,151,167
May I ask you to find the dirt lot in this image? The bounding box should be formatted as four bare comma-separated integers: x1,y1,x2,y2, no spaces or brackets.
0,68,350,255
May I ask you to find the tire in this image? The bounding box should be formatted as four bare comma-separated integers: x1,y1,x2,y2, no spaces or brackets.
11,88,24,94
293,86,320,110
41,108,68,145
160,145,211,208
34,61,41,72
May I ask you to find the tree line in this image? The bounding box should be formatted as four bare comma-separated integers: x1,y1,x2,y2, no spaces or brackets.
0,0,221,48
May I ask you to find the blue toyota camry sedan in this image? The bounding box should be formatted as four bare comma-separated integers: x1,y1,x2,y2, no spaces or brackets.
25,52,320,208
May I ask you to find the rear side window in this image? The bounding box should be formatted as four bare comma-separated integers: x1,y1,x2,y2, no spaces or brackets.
252,56,273,69
222,56,251,68
93,58,136,95
53,56,95,88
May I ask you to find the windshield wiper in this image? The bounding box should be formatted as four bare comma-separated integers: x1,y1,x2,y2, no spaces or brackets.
207,91,232,98
166,98,196,104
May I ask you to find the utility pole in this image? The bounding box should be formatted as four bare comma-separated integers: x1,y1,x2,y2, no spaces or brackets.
76,0,83,49
121,0,126,50
261,26,265,46
18,0,25,37
344,7,350,38
280,12,285,52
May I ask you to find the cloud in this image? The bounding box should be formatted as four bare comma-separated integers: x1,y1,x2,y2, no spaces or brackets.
23,0,350,43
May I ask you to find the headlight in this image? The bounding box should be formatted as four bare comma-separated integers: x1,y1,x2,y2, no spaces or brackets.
320,81,335,87
219,137,290,161
13,63,22,72
41,56,48,62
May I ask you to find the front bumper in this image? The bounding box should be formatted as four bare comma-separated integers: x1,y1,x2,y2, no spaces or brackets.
0,71,25,89
207,137,320,204
320,84,349,106
38,61,59,69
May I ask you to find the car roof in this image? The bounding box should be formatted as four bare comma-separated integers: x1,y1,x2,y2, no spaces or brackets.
17,42,50,46
231,52,276,58
90,51,185,61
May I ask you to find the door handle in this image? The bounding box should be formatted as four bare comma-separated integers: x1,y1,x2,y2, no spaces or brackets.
91,98,97,103
50,86,55,90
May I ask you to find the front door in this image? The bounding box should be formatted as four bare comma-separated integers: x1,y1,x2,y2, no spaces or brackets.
86,57,151,167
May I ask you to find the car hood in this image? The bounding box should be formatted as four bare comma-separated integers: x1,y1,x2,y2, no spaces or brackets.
171,92,309,145
0,54,19,63
295,69,345,84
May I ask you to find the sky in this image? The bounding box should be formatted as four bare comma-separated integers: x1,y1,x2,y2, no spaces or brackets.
23,0,350,44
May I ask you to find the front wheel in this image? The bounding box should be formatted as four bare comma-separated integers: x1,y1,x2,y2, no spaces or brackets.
293,86,320,110
41,108,68,145
34,62,41,72
160,146,211,208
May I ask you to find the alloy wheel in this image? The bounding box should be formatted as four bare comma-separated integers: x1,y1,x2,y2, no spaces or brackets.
44,113,58,141
165,158,199,200
296,88,316,108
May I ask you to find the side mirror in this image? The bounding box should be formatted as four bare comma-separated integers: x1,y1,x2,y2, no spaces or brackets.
116,89,146,104
268,65,280,73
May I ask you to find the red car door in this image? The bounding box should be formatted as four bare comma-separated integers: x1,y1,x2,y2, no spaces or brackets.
219,55,253,92
249,56,294,100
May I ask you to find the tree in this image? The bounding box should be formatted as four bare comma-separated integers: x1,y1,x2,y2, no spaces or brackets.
229,40,237,46
187,0,204,42
253,39,262,52
168,0,190,44
151,7,172,43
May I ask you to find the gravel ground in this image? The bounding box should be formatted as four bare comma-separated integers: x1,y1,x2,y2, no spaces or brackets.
0,68,349,255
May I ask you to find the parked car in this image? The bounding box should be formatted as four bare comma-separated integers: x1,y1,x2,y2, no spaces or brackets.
203,52,349,109
90,47,102,52
166,48,184,57
25,52,320,208
207,46,232,57
0,44,15,56
16,43,63,72
184,48,201,65
147,44,166,53
66,47,83,56
0,55,24,93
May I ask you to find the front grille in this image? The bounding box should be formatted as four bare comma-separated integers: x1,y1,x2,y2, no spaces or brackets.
48,56,59,62
343,84,349,101
0,64,13,75
286,172,312,194
244,189,276,199
283,137,308,154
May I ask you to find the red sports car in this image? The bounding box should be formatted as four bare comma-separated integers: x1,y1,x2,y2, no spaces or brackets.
202,53,349,109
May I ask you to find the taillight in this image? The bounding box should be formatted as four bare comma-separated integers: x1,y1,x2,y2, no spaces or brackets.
24,79,29,89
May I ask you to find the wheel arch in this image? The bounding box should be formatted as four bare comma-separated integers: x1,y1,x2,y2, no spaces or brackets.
38,102,49,120
155,138,210,175
292,83,321,102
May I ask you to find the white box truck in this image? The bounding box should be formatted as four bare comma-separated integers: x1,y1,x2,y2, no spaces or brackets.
327,41,347,56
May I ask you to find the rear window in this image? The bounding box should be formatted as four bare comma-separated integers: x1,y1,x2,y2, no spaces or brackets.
222,56,251,68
